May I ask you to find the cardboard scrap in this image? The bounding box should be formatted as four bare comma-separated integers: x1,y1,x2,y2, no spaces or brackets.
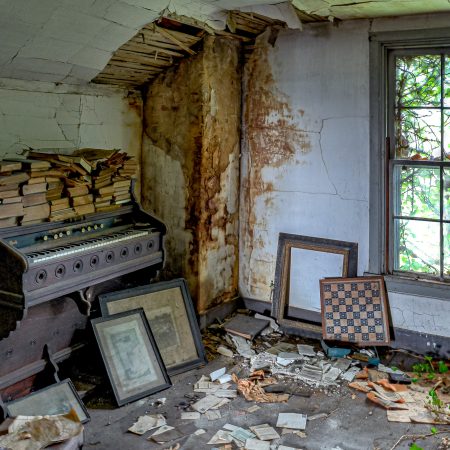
128,414,166,435
276,413,307,430
232,374,289,403
0,409,82,450
245,438,271,450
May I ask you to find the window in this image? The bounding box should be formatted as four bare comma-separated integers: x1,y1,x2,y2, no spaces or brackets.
388,51,450,281
369,28,450,297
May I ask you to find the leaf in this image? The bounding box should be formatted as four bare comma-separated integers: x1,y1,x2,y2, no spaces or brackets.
430,426,437,434
409,443,423,450
438,360,448,373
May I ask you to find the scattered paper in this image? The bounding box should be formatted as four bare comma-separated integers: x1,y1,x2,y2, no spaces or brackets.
276,413,307,430
297,344,316,356
211,398,231,409
149,427,182,443
230,426,256,444
128,414,166,435
210,367,227,382
194,428,206,435
181,412,201,420
245,438,271,450
207,429,233,445
223,423,240,432
192,395,224,413
206,410,222,421
151,425,175,436
249,423,280,440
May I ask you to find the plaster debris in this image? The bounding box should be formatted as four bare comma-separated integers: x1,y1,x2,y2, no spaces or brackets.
210,367,227,381
217,373,233,384
276,413,307,430
297,344,316,356
230,334,256,358
308,413,328,421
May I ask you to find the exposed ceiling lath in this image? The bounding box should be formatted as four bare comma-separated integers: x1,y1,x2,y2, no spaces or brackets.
92,12,290,89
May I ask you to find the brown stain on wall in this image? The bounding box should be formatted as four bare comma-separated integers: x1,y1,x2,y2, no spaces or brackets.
242,27,310,295
142,36,241,312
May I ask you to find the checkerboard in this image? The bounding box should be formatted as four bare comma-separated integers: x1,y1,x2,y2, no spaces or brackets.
320,277,390,345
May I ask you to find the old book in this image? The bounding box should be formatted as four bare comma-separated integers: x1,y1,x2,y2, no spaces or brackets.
67,185,89,197
94,185,114,196
6,158,51,170
0,183,19,192
71,194,93,206
1,196,22,204
113,193,131,202
0,161,22,172
28,176,46,185
73,148,118,161
93,177,112,189
95,195,112,202
46,190,64,201
22,203,50,221
0,202,24,219
51,202,70,212
0,217,17,228
113,179,132,190
114,199,132,205
0,189,20,199
94,200,111,208
49,208,76,221
0,172,29,186
23,193,47,208
74,204,95,215
45,177,62,183
22,183,47,195
50,197,70,207
57,155,92,173
29,169,65,178
224,315,270,340
95,204,120,212
21,218,47,226
47,181,64,190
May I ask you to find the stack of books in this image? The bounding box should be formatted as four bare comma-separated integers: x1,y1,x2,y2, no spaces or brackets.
0,149,138,227
0,161,27,228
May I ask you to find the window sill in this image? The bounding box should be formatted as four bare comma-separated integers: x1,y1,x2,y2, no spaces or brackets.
368,273,450,301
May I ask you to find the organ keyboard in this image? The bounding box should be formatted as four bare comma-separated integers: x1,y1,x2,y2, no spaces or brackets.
0,201,166,398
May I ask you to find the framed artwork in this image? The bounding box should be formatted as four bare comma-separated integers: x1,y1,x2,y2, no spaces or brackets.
91,309,171,406
5,379,89,423
272,233,358,335
99,279,206,375
320,276,390,345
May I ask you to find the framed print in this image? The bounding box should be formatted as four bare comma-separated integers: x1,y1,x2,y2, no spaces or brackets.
91,309,171,406
320,276,390,345
99,279,206,375
5,379,89,423
272,233,358,335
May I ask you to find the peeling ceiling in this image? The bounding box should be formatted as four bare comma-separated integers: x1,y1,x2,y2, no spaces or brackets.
0,0,449,86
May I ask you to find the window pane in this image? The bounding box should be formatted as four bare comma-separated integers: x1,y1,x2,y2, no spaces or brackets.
394,165,440,219
445,168,450,220
394,219,440,275
445,223,450,277
445,55,450,107
445,110,450,160
395,108,441,159
396,55,441,107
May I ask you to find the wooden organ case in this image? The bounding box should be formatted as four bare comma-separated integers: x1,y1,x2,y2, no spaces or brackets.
0,202,165,400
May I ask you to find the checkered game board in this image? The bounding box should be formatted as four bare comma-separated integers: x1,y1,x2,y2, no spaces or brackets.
320,277,390,345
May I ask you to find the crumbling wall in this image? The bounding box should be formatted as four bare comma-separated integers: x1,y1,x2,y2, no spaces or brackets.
142,36,241,312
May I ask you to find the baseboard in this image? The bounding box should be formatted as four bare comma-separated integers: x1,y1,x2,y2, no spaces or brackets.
198,297,240,330
243,297,449,358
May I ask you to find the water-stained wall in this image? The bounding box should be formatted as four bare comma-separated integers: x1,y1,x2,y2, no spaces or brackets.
142,36,241,313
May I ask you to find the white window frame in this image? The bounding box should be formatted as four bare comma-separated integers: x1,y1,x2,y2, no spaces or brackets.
369,28,450,300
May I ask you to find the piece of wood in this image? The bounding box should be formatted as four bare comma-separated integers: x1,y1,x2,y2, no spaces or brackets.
224,315,269,340
154,26,196,55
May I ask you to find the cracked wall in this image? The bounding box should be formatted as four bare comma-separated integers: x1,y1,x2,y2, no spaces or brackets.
0,78,143,195
239,18,449,340
142,36,241,313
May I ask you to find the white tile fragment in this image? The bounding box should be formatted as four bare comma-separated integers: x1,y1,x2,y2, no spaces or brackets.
217,373,233,384
210,367,227,381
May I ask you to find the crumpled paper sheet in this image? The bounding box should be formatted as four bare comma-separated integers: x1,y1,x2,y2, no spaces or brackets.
232,374,289,403
0,409,82,450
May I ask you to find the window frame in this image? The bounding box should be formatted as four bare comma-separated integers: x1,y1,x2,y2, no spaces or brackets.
369,27,450,300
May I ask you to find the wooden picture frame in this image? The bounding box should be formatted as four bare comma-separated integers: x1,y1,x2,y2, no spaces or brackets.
91,309,171,406
5,379,89,423
99,279,206,375
320,276,390,345
272,233,358,335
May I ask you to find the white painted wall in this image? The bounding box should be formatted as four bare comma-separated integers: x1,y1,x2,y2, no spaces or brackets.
0,78,142,194
240,14,450,339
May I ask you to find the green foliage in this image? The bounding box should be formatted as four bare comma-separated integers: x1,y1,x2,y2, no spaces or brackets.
431,426,438,434
394,54,449,277
428,388,444,409
438,360,449,373
409,443,423,450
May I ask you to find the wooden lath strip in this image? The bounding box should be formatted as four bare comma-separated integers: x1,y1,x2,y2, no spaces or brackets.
125,40,185,57
113,50,175,66
143,24,203,45
153,25,196,55
108,59,163,72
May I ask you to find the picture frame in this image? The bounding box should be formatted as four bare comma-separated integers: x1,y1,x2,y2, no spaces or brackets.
320,276,390,345
91,309,171,406
272,233,358,335
99,279,206,376
5,379,89,423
